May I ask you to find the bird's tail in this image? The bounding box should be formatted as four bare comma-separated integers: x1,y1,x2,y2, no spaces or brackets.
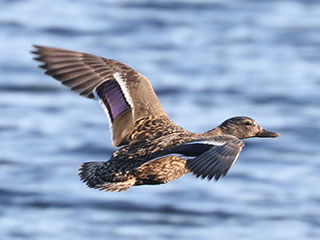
78,162,136,192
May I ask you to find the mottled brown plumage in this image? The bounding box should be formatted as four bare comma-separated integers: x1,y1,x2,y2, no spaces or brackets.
32,45,280,192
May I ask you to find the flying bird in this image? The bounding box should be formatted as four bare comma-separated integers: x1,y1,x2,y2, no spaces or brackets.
32,45,279,192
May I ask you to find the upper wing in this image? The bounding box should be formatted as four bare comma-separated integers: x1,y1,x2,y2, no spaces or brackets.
163,135,244,181
32,45,167,146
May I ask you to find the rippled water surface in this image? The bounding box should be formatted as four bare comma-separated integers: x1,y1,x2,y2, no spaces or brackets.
1,0,320,239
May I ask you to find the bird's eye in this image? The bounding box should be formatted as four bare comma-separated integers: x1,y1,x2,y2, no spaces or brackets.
245,121,252,126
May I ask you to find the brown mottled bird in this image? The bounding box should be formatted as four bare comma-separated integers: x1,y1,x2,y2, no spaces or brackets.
32,45,280,192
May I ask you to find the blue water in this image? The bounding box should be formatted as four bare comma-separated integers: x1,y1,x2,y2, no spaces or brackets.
1,0,320,239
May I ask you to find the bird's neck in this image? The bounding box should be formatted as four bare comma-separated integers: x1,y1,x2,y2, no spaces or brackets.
203,127,224,137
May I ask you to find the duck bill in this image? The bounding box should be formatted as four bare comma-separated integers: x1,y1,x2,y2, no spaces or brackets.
256,129,280,138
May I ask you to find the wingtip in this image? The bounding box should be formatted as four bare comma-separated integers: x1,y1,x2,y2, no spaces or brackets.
30,45,43,59
32,56,41,61
31,44,41,53
32,44,45,49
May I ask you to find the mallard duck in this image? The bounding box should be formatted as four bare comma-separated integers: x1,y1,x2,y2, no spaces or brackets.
32,45,279,192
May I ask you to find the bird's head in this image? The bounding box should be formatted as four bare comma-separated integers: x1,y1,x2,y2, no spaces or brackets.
219,116,280,139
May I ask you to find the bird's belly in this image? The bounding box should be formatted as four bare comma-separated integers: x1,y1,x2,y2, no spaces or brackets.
133,156,189,185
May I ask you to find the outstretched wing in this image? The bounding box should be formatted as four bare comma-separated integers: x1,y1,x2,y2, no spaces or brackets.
160,135,244,181
32,45,167,146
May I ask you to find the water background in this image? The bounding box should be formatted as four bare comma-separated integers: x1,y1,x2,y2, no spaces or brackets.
1,0,320,239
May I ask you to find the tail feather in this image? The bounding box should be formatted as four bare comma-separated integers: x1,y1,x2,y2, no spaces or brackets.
79,162,105,188
78,162,136,192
